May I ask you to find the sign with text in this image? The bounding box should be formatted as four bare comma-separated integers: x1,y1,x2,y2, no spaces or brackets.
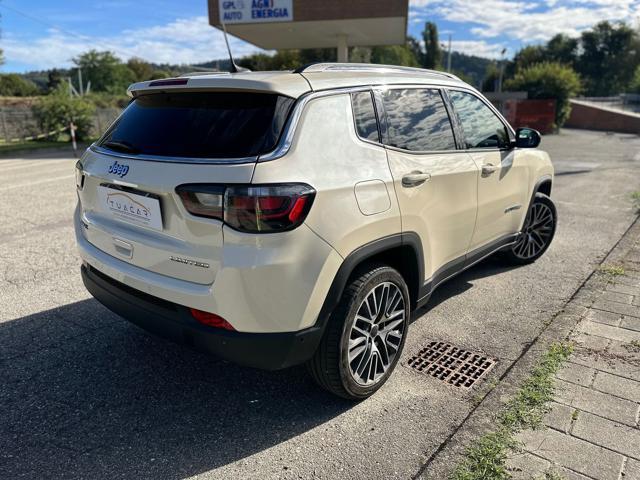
219,0,293,24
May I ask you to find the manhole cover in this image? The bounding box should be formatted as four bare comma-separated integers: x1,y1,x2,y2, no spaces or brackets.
406,341,497,389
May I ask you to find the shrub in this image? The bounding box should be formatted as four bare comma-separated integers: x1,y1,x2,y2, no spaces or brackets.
630,66,640,93
32,87,96,141
0,74,41,96
505,62,582,128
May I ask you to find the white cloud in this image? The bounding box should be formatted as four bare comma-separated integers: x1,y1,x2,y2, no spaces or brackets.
2,16,263,71
410,0,640,42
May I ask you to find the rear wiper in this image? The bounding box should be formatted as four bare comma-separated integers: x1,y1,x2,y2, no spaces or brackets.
102,140,139,154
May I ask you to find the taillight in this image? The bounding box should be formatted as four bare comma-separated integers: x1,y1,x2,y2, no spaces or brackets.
190,308,235,331
177,186,224,220
176,183,315,233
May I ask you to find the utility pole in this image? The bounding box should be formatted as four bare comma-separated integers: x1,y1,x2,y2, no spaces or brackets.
78,68,84,96
497,48,507,93
447,34,452,72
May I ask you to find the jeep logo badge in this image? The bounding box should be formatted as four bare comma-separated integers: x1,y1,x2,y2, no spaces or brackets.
108,161,129,178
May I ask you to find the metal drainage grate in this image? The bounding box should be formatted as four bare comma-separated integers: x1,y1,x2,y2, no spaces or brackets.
407,341,497,389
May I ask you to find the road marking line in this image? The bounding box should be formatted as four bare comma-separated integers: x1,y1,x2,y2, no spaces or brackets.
5,165,75,179
1,159,74,172
0,174,74,192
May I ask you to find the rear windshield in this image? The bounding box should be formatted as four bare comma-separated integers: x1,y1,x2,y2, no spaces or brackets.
98,92,294,159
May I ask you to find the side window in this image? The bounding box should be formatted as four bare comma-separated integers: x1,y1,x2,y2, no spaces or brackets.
382,88,456,152
351,91,380,143
449,91,510,149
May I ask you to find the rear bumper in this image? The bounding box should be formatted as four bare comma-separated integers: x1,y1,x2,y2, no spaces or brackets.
81,264,324,370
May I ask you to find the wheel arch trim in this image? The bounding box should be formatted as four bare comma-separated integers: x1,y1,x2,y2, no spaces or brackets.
313,232,424,333
531,175,553,203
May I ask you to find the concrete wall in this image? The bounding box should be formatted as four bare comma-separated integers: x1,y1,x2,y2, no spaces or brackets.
566,100,640,134
0,107,120,142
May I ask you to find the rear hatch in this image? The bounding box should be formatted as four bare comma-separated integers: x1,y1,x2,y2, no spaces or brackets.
77,89,296,285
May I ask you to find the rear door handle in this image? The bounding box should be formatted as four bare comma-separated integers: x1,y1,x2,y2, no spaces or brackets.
481,164,498,175
402,171,431,188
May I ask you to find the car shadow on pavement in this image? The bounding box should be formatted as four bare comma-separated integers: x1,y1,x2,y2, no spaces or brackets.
411,257,518,322
0,300,353,479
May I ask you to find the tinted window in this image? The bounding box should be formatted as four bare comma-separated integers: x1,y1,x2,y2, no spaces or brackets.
449,91,509,149
351,91,380,142
99,92,294,159
382,89,456,152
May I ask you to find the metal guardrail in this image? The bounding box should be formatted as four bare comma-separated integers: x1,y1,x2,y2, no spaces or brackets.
575,95,640,114
0,125,69,144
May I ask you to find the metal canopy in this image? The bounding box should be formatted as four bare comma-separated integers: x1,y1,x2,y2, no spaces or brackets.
208,0,408,61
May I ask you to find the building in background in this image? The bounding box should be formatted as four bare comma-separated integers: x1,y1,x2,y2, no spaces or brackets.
207,0,408,62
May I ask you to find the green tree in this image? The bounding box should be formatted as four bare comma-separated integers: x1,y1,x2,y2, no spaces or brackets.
349,47,372,63
239,50,302,70
371,45,419,67
505,62,582,127
299,48,336,65
150,69,172,80
33,85,96,140
0,74,40,96
127,57,154,82
482,63,500,92
630,65,640,93
406,36,425,67
73,50,135,93
513,45,546,72
578,21,639,96
422,22,442,69
47,69,63,92
545,34,578,66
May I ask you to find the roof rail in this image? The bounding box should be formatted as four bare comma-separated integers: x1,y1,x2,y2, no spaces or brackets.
293,62,459,80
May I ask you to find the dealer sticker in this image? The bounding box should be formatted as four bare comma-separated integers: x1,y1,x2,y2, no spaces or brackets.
97,186,163,231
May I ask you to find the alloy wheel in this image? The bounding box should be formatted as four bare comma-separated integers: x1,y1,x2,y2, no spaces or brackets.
513,201,555,260
347,281,406,386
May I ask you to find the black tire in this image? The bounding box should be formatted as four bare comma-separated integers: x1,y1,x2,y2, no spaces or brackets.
502,192,557,265
307,264,410,400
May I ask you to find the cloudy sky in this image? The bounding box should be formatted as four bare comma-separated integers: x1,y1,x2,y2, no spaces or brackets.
1,0,639,72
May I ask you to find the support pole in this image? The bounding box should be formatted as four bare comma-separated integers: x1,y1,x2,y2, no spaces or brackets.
70,122,78,158
337,35,348,63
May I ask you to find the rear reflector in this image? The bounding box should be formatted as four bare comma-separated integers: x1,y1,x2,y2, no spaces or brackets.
190,308,235,331
149,78,189,87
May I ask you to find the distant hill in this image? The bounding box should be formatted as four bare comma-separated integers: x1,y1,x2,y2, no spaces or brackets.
15,51,494,91
448,51,493,89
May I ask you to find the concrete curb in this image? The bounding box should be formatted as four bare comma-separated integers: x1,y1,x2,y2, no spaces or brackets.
416,214,640,479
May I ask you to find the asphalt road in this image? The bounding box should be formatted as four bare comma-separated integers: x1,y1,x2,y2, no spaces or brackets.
1,129,639,479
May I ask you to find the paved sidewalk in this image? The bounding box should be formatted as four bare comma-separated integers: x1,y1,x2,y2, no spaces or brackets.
508,224,640,479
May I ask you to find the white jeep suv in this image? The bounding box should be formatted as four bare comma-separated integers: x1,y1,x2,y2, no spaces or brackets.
75,63,556,399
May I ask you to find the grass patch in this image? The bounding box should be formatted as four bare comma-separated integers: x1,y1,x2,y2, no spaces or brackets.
598,264,625,277
451,343,573,480
632,191,640,207
571,409,579,421
539,471,565,480
623,340,640,353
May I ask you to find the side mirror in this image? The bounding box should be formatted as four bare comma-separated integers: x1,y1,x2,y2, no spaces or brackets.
515,127,541,148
